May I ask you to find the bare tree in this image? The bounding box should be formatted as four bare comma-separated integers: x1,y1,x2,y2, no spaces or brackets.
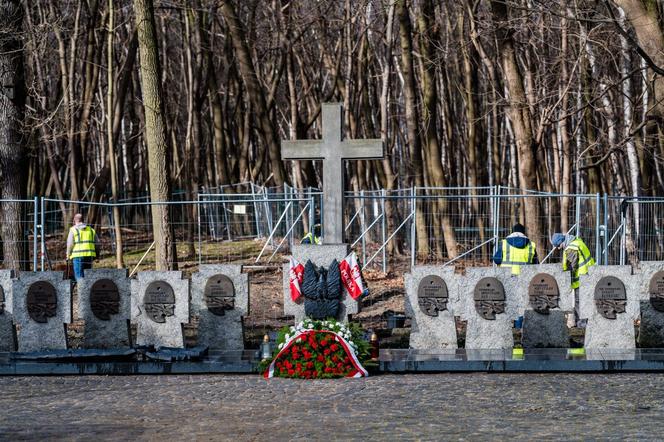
133,0,176,270
0,0,28,271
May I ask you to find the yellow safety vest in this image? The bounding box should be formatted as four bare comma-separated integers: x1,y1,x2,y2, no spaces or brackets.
69,226,97,259
500,239,536,275
301,232,320,245
562,237,595,289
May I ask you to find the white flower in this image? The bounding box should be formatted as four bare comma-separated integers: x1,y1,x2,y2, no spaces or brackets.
278,343,284,349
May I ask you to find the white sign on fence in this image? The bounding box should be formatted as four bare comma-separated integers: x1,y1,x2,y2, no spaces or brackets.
233,205,247,215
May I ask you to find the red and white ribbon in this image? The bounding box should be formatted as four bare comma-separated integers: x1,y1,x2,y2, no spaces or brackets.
288,257,305,302
339,252,366,300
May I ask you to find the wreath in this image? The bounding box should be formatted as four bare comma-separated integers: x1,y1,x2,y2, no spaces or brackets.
261,319,371,379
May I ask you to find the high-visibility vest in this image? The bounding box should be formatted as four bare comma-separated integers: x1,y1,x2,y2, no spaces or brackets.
69,226,97,259
500,239,536,275
300,232,321,245
562,237,595,289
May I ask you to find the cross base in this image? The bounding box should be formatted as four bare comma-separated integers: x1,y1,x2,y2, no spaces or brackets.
282,243,359,324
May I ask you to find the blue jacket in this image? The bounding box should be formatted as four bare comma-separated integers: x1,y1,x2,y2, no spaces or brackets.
492,233,539,265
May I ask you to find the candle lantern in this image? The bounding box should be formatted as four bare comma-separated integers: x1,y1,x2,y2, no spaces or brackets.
260,334,272,360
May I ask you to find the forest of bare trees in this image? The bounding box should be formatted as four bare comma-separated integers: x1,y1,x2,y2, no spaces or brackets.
1,0,664,270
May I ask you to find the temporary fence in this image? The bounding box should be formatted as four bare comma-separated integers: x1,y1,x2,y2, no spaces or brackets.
0,187,662,273
343,186,654,271
0,198,39,271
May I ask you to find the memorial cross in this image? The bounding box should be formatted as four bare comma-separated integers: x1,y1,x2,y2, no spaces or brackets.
281,103,383,244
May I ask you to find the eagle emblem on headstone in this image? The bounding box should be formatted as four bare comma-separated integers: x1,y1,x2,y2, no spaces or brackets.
302,259,342,320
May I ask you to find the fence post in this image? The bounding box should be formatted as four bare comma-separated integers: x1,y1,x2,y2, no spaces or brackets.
197,195,202,266
360,190,366,266
251,183,261,238
594,193,601,264
381,188,386,274
40,197,45,271
493,185,500,264
620,201,627,265
308,187,315,232
33,197,38,271
603,193,609,265
575,195,581,238
222,196,231,241
264,187,274,246
410,187,416,268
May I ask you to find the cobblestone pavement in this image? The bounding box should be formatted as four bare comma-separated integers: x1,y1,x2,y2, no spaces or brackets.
0,373,662,441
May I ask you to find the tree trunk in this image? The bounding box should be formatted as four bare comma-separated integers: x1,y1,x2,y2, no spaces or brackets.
397,0,429,259
107,0,124,268
418,0,458,259
220,0,285,186
490,0,543,252
613,0,664,119
0,0,28,271
134,0,176,271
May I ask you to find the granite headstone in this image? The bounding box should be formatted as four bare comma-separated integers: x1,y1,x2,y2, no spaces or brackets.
191,265,249,350
633,262,664,347
405,267,460,349
131,271,189,348
0,271,15,351
78,269,131,348
12,272,71,352
459,267,521,350
579,266,639,350
517,265,572,348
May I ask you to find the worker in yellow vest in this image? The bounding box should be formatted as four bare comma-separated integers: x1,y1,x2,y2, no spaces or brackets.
492,223,538,275
66,213,98,281
551,233,596,327
301,224,322,245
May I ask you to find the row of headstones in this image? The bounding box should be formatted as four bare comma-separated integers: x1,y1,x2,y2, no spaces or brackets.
406,263,664,350
0,265,248,352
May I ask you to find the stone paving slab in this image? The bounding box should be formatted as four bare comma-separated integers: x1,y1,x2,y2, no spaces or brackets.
0,349,663,375
0,373,663,440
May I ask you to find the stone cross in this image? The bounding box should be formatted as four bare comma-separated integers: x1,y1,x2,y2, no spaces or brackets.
282,103,383,244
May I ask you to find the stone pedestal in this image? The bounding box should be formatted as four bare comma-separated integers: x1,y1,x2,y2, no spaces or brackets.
283,244,358,323
632,261,664,301
405,266,460,350
459,268,521,350
633,261,664,347
521,310,569,348
0,270,15,351
77,269,131,348
131,271,189,348
191,265,249,350
13,272,71,352
638,301,664,347
579,266,639,350
517,265,573,348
